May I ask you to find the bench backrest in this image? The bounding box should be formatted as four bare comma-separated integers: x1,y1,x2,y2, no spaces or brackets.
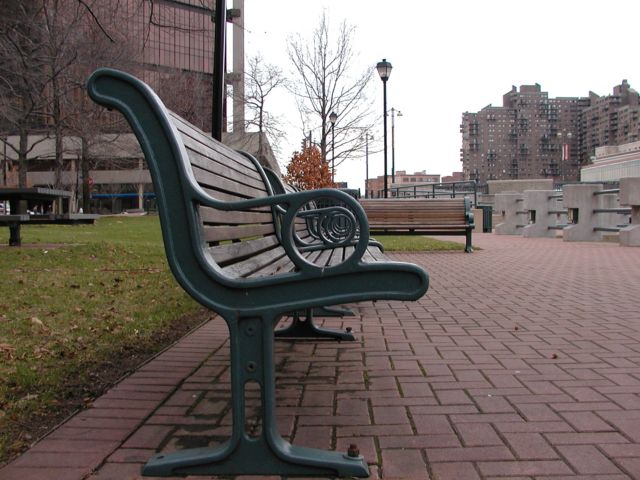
170,114,287,274
87,69,288,289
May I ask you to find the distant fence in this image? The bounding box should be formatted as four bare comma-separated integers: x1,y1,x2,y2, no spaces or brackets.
373,181,479,206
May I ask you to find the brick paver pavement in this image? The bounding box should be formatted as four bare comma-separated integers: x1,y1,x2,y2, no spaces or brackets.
2,233,640,479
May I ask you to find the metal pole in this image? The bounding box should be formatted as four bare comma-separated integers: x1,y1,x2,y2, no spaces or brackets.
212,0,226,140
365,135,369,198
331,123,335,184
391,108,395,185
382,80,388,198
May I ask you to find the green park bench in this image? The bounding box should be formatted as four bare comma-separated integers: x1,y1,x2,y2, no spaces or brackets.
360,197,475,252
87,68,429,478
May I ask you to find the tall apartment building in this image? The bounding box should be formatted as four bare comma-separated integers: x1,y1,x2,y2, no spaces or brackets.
460,81,640,184
580,80,640,161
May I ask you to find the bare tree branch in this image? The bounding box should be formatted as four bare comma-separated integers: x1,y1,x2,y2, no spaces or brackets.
287,11,377,174
76,0,115,43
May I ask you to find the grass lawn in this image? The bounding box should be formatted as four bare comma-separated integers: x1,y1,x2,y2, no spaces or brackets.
0,216,202,464
0,217,465,464
375,234,468,251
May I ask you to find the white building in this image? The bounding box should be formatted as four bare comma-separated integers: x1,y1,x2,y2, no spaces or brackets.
581,141,640,182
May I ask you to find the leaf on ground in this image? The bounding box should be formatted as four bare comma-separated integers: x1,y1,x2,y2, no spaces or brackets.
19,394,39,402
30,317,47,330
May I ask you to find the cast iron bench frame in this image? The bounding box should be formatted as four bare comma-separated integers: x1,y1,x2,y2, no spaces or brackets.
88,68,428,478
360,198,475,252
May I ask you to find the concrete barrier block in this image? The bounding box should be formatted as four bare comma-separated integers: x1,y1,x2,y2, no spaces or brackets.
619,177,640,206
522,190,561,238
494,193,525,235
562,184,603,242
620,225,640,246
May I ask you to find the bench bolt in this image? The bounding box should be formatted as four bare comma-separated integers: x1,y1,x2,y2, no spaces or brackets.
347,443,360,457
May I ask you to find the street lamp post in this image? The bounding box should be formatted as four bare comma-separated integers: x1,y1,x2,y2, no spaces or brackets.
362,132,373,198
376,59,392,198
329,111,337,184
391,108,402,186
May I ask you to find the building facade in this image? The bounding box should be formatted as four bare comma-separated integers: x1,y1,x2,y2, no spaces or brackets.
1,1,279,213
581,141,640,182
460,81,640,185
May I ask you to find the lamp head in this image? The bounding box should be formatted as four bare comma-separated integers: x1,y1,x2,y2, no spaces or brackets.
329,111,338,125
376,58,392,81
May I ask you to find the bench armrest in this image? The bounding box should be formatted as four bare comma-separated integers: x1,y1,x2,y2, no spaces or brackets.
192,187,372,275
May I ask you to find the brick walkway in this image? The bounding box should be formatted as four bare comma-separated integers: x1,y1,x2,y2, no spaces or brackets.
2,233,640,479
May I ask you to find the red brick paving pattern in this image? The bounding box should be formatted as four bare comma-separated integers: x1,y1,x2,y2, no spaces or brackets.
1,233,640,479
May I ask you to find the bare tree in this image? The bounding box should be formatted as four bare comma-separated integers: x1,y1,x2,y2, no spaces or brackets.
0,0,138,191
287,11,376,174
243,54,287,161
0,1,51,187
68,1,143,211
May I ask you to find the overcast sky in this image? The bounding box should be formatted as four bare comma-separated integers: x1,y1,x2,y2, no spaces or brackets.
242,0,639,191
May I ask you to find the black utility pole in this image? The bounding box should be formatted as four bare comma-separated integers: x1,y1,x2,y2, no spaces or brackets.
212,0,226,140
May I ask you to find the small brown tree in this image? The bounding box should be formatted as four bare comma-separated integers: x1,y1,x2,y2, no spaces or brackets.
285,145,332,190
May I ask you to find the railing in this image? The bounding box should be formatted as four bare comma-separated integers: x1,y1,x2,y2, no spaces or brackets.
374,180,478,206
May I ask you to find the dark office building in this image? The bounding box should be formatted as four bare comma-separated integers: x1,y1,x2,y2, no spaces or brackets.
116,0,216,132
460,81,640,184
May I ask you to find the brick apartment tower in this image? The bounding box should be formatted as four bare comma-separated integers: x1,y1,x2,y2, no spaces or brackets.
460,81,640,184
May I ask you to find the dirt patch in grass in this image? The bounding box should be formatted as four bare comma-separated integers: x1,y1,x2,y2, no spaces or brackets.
1,308,210,466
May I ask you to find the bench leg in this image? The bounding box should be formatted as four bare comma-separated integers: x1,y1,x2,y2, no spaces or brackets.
143,316,368,477
9,222,21,247
274,309,356,341
465,229,473,253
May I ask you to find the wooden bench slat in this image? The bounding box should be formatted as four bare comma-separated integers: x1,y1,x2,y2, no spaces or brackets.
193,164,268,200
202,224,275,243
199,206,274,225
170,112,260,173
199,186,270,205
223,245,289,278
208,235,281,265
187,148,267,190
